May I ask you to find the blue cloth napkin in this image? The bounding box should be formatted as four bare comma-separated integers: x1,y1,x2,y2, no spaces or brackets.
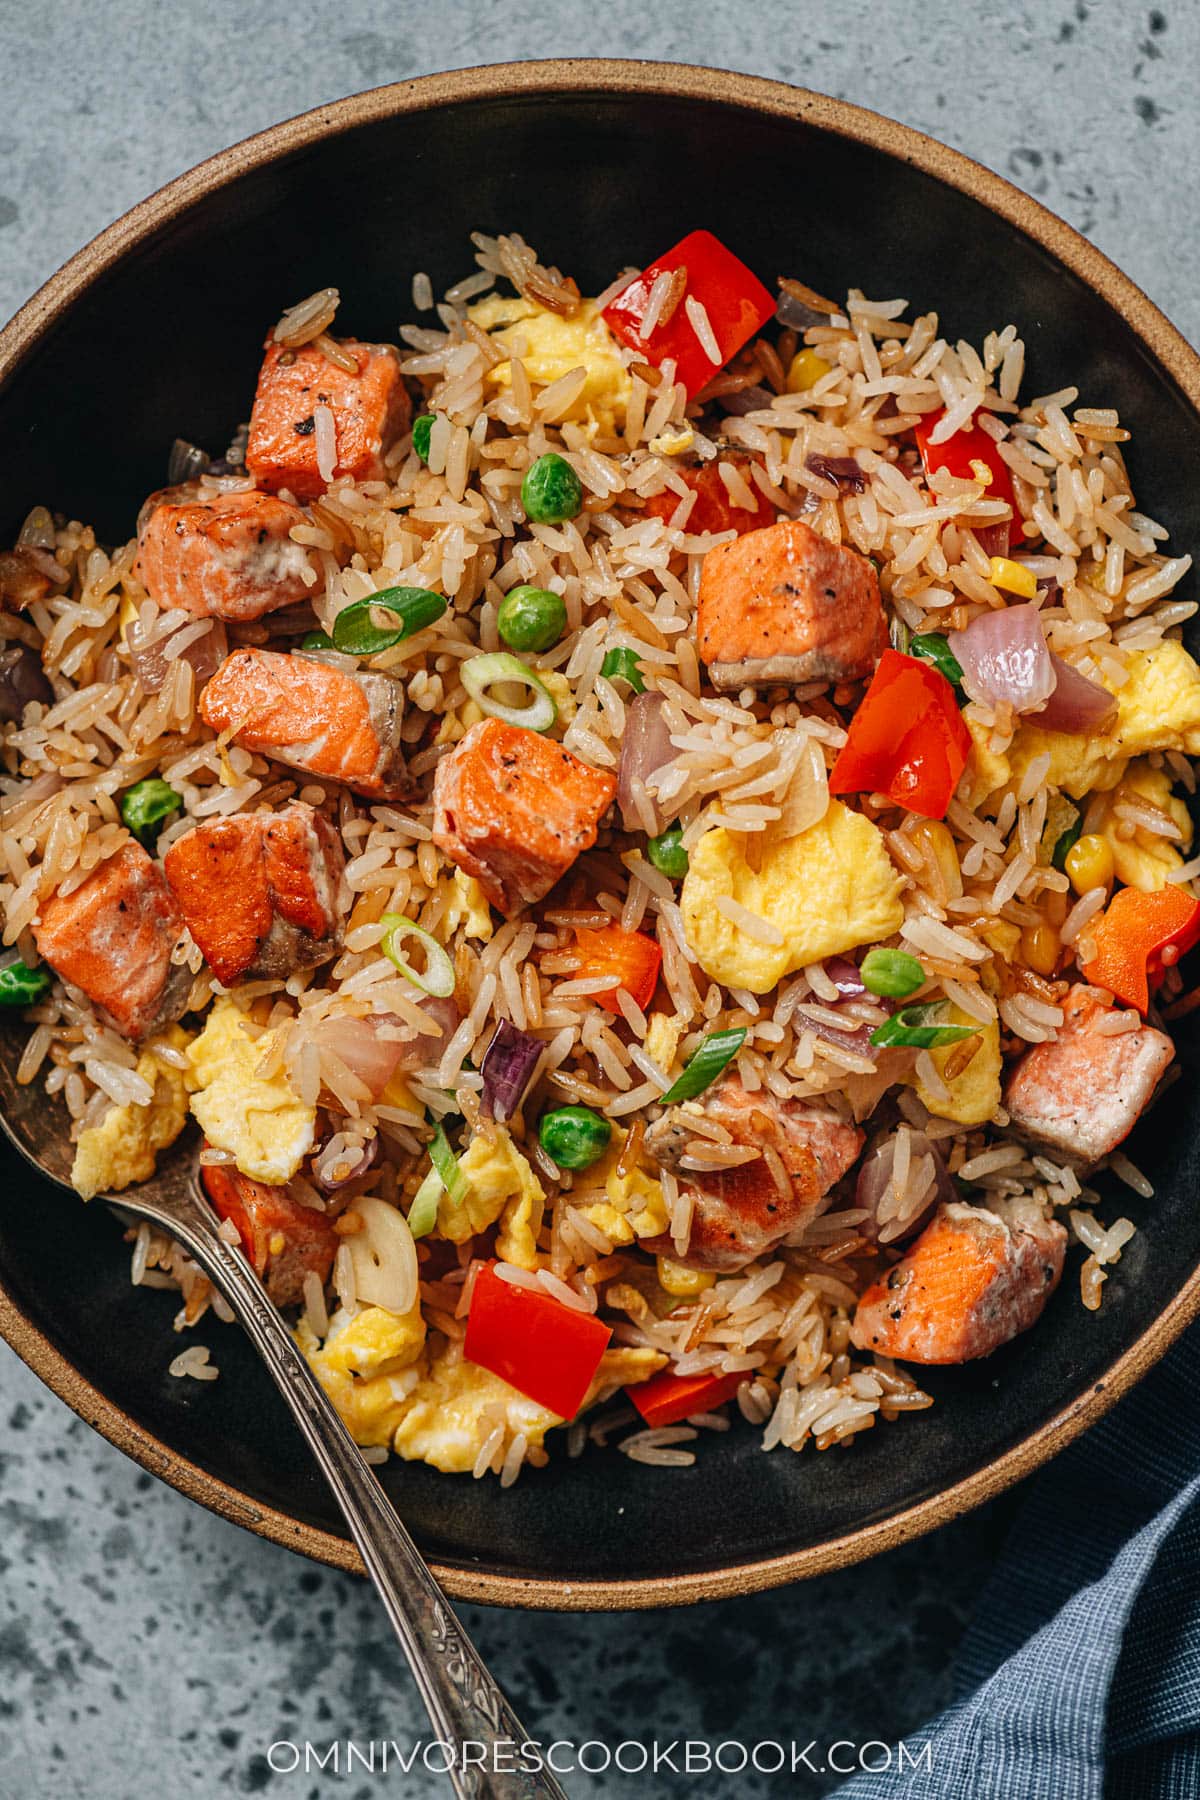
837,1322,1200,1798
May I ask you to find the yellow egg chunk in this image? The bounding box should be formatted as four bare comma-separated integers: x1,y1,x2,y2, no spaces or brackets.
442,1127,546,1265
578,1132,670,1247
71,1026,192,1201
187,998,316,1185
469,295,632,437
681,800,905,993
301,1305,426,1447
643,1010,685,1077
963,641,1200,808
444,867,494,942
1096,761,1192,891
657,1256,716,1298
910,1008,1002,1126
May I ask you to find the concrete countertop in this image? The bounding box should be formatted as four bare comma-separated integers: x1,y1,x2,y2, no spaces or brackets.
0,2,1195,1793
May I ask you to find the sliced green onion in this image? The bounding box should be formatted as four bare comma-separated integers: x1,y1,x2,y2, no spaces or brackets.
406,1167,442,1238
379,913,456,998
1052,815,1083,871
861,947,926,1000
331,587,447,656
888,615,910,654
300,629,334,651
0,961,52,1007
412,414,437,464
600,647,645,694
660,1027,747,1104
428,1121,468,1206
870,1003,978,1050
908,633,964,688
647,823,689,879
461,652,557,732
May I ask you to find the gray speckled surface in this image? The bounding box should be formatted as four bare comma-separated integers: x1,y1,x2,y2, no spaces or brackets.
0,2,1196,1795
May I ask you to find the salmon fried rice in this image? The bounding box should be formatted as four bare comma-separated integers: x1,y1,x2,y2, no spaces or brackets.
2,227,1198,1481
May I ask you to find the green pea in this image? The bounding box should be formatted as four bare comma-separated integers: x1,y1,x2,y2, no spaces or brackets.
412,414,437,463
300,629,334,651
120,777,182,847
538,1105,612,1171
647,823,689,879
908,632,964,688
0,961,51,1007
600,647,645,694
496,585,567,654
521,453,583,525
861,947,926,999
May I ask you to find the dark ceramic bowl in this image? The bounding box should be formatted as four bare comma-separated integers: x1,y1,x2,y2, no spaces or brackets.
2,62,1199,1610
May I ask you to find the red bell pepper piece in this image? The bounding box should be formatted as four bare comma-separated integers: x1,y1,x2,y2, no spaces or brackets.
602,230,775,399
828,648,972,820
464,1262,612,1419
572,923,662,1015
1079,884,1200,1013
642,458,775,537
630,1366,745,1429
913,409,1019,557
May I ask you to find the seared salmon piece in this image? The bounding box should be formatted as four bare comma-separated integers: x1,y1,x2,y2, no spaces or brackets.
432,717,617,917
642,1075,864,1271
697,517,887,691
1005,984,1174,1169
33,842,189,1042
245,336,411,500
199,647,411,800
643,456,774,538
201,1163,337,1307
164,801,348,988
136,489,314,622
850,1198,1066,1364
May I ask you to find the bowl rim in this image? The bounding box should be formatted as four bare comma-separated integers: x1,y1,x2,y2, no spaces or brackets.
3,56,1200,1611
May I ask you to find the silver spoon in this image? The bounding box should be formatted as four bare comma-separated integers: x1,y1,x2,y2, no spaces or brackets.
0,1032,568,1800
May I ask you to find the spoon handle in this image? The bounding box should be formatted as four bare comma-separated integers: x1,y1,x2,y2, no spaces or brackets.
164,1207,568,1800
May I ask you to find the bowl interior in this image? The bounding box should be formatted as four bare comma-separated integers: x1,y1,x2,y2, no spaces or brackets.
2,71,1199,1601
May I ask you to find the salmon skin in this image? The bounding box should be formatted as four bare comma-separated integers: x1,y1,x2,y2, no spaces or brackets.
697,517,887,691
245,336,411,500
136,488,315,622
164,801,348,988
1004,983,1174,1169
850,1198,1066,1363
199,647,411,799
201,1163,338,1307
642,455,774,538
432,717,617,916
33,841,189,1042
642,1075,863,1271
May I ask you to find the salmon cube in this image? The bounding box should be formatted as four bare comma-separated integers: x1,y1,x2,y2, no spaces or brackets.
164,801,348,988
1004,984,1174,1169
201,1163,337,1307
642,455,775,538
245,337,411,500
849,1198,1066,1363
697,517,887,691
432,718,617,917
34,842,188,1041
198,647,411,799
642,1076,863,1271
136,489,314,622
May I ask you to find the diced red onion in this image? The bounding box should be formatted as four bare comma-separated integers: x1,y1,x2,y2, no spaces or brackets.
775,281,835,330
167,438,212,485
314,1132,379,1192
720,385,774,417
805,1013,873,1059
388,995,461,1075
1036,654,1118,735
805,453,866,494
316,1016,408,1098
855,1129,954,1243
823,956,865,997
480,1019,543,1121
947,603,1055,714
974,521,1012,559
129,619,229,695
617,690,675,835
0,644,52,721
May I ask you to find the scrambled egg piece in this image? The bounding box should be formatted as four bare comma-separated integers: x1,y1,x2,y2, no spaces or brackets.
536,668,576,727
444,868,493,941
70,1027,192,1201
391,1340,665,1473
1096,761,1192,891
681,801,905,993
649,426,695,457
578,1132,670,1246
963,641,1200,808
469,295,632,437
187,999,316,1184
440,1127,546,1269
643,1010,685,1077
910,1007,1002,1127
301,1304,426,1447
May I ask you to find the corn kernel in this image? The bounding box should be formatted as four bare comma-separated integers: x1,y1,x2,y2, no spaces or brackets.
657,1256,715,1299
1064,833,1115,896
786,348,832,393
988,556,1038,599
910,819,963,901
1021,922,1061,977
